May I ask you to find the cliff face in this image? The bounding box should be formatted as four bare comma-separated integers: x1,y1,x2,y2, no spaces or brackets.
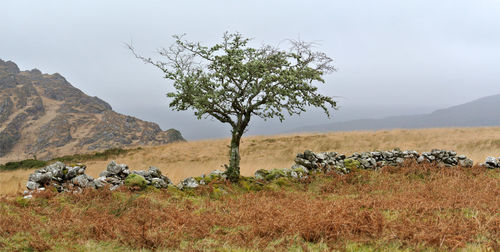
0,59,184,162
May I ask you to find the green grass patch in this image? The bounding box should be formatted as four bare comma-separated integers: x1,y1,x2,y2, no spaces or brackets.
0,159,47,171
0,147,141,172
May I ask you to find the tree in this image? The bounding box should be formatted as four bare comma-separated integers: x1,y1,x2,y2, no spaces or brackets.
128,32,337,181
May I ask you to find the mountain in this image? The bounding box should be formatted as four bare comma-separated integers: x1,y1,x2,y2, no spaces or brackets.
291,94,500,133
0,59,184,162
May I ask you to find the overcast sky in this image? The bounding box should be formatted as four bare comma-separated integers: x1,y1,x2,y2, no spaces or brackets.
2,0,500,139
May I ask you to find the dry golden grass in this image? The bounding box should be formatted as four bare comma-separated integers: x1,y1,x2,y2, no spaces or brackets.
1,126,500,195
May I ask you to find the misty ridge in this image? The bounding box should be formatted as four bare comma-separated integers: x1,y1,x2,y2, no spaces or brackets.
123,93,500,140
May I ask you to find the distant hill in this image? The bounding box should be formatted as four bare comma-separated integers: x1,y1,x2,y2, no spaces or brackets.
0,59,184,162
291,94,500,133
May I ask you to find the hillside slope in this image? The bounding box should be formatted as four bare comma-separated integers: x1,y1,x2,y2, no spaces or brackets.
0,59,184,162
292,94,500,132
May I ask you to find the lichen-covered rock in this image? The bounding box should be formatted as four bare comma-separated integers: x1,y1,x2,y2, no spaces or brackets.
72,174,94,188
264,169,286,181
25,162,94,196
26,181,40,190
66,165,85,179
289,164,309,179
254,169,270,180
459,158,474,167
43,161,66,178
483,156,499,169
151,178,169,188
24,161,176,196
177,177,199,190
107,161,127,175
28,172,52,184
208,169,225,178
292,149,474,175
91,176,107,189
344,159,360,171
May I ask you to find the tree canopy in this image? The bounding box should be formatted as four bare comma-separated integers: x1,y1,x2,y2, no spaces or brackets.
129,32,337,181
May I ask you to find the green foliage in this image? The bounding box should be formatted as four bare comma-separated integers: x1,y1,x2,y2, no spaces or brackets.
129,32,336,180
254,169,269,181
124,174,148,189
236,177,263,192
53,147,138,163
14,197,30,207
273,177,293,187
209,187,226,200
0,148,140,172
0,159,47,171
265,169,286,181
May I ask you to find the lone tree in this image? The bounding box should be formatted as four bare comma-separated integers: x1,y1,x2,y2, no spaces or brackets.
128,32,337,181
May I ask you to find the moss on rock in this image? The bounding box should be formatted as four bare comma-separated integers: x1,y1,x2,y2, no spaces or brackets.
344,159,360,171
265,169,286,181
124,174,148,189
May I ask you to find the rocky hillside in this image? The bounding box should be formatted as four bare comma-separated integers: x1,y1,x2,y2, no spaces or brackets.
0,59,184,162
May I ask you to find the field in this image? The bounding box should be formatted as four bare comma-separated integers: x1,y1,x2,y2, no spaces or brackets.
2,127,500,195
0,127,499,251
0,162,499,251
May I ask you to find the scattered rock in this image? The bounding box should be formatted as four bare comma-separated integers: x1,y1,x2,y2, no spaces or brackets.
26,181,40,190
483,156,500,169
177,177,199,190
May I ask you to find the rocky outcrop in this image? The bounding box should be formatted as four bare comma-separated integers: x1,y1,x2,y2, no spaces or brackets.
0,113,27,156
78,111,183,151
0,59,185,161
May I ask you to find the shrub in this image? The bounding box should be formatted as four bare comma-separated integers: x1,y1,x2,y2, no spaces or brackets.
53,147,135,163
0,159,47,171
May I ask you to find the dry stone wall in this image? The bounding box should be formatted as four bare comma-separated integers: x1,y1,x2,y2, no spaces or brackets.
24,160,172,198
291,148,474,175
23,149,499,198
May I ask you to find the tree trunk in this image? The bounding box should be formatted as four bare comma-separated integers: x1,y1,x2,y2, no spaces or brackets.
226,129,242,181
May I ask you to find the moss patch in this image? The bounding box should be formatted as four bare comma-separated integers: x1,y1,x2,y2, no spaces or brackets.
124,174,147,189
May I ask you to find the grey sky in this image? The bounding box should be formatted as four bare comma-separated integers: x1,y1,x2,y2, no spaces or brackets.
2,0,500,139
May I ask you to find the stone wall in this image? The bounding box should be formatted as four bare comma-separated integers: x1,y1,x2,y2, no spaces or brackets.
291,148,474,175
24,161,172,198
23,149,499,198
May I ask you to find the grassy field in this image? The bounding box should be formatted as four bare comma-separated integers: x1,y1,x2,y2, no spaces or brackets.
0,163,498,251
2,127,500,195
0,127,499,250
